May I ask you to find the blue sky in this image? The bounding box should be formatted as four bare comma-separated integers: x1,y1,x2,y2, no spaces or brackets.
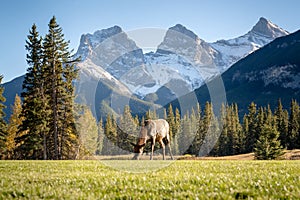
1,0,300,83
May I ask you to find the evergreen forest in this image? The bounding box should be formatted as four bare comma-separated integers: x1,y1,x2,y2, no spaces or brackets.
0,17,300,160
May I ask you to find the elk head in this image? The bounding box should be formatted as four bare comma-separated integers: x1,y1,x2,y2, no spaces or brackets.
131,124,148,160
131,142,146,160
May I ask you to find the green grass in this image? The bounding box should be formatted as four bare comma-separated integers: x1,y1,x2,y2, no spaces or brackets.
0,160,299,199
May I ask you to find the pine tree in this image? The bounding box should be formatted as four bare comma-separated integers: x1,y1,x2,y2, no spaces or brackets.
188,102,217,156
77,107,98,157
203,102,219,156
163,108,167,120
102,115,119,155
181,108,199,155
218,104,228,155
96,118,104,155
5,95,23,159
174,108,181,136
18,17,79,159
245,102,257,153
167,104,175,138
274,99,289,148
232,103,243,154
0,75,7,159
256,106,265,136
178,113,191,154
215,103,241,156
254,111,284,160
17,24,47,159
241,114,248,153
166,104,179,154
43,16,79,159
120,105,137,136
287,99,300,149
60,63,79,159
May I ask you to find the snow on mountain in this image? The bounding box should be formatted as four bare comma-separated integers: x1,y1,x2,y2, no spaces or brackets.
76,25,144,79
126,52,204,97
211,17,289,71
157,24,217,66
75,26,145,96
140,24,220,94
76,26,123,61
74,17,289,100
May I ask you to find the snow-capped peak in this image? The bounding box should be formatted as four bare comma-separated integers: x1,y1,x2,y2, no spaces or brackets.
250,17,289,39
75,25,124,60
210,17,289,71
74,17,289,102
168,24,198,40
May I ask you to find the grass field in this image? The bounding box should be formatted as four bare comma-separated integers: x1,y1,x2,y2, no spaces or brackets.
0,160,299,199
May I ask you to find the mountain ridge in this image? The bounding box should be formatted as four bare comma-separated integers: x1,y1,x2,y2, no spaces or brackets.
2,17,292,120
179,29,300,116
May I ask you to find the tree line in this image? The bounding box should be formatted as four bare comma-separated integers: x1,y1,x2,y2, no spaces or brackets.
94,100,299,160
0,17,300,160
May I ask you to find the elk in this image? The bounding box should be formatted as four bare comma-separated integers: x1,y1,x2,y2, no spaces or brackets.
132,119,174,160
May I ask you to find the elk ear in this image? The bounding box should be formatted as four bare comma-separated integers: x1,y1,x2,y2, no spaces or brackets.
130,142,136,147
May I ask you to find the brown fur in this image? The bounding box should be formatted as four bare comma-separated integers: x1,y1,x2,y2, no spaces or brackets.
132,119,174,160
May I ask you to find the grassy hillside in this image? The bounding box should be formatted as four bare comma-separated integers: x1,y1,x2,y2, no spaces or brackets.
0,160,299,199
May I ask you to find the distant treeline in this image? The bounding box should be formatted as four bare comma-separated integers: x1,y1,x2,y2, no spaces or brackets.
94,99,299,160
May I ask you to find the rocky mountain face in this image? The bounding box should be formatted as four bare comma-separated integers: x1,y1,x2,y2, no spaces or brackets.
2,17,291,120
76,18,288,102
211,17,289,71
190,29,300,115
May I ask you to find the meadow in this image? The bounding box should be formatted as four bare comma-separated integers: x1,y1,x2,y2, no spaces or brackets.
0,160,299,199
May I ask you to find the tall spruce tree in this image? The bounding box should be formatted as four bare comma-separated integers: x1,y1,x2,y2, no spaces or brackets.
245,102,257,153
233,103,243,154
0,75,7,159
187,102,216,156
167,104,175,138
218,104,229,155
60,63,79,159
172,108,180,154
178,113,191,154
287,99,300,149
120,105,137,136
19,17,79,160
43,16,79,159
274,99,289,148
96,118,104,155
215,103,241,156
254,106,283,160
18,24,48,159
102,115,118,155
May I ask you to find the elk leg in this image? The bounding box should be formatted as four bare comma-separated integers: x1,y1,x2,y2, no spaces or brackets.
150,138,155,160
159,140,166,160
167,142,174,160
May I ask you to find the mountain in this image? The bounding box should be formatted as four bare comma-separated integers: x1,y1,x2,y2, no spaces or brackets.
76,18,288,101
2,76,24,121
211,17,289,72
2,18,291,120
182,29,300,115
75,26,160,118
143,24,218,93
140,18,289,97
